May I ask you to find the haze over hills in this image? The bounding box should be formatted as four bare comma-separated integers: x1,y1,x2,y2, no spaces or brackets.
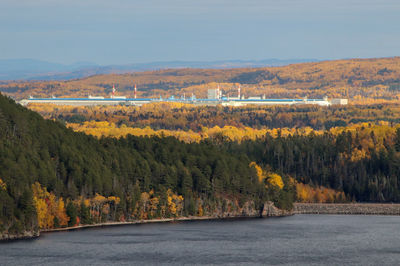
0,58,317,81
0,59,97,81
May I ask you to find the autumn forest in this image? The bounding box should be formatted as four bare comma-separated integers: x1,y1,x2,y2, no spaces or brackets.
2,57,400,239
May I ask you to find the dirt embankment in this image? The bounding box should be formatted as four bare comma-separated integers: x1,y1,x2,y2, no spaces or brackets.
294,203,400,215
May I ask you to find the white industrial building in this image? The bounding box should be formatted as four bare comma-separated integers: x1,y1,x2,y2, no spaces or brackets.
20,84,348,107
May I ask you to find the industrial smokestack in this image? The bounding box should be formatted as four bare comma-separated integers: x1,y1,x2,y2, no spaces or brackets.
112,84,116,98
134,84,137,99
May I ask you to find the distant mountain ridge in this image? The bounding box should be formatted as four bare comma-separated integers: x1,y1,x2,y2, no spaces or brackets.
0,58,317,81
0,59,97,80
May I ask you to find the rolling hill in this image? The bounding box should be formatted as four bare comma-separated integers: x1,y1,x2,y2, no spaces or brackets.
0,59,315,81
1,57,400,103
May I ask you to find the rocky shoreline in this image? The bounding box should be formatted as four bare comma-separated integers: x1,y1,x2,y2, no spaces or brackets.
0,230,40,242
294,203,400,215
6,203,400,241
1,201,290,241
41,201,292,233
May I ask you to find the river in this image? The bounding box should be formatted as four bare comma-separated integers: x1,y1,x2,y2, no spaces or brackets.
1,215,400,265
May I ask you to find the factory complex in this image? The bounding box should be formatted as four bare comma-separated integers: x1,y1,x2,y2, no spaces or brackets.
20,85,348,106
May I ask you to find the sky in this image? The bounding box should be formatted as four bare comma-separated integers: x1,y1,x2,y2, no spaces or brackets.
1,0,399,65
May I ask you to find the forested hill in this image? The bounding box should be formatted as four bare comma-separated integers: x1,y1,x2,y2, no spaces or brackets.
3,91,400,239
2,57,400,103
0,94,294,238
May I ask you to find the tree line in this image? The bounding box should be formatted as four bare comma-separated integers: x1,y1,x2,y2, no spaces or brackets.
225,127,400,202
29,102,400,132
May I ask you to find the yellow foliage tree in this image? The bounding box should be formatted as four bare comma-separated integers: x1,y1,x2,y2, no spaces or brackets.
166,189,184,217
32,182,54,229
197,200,204,217
0,178,6,191
55,198,69,227
249,162,266,183
32,182,69,229
107,196,121,205
267,173,284,189
296,182,347,203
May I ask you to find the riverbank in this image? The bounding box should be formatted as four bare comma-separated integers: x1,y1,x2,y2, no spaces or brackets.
2,216,247,242
5,203,400,241
294,203,400,215
2,216,250,241
1,201,290,241
43,200,292,234
41,216,242,233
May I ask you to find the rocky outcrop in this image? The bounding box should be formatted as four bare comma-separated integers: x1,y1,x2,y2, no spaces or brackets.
294,203,400,215
209,199,292,218
1,230,40,241
215,200,260,217
261,201,293,217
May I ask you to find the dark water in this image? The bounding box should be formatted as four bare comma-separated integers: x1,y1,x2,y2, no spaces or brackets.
1,215,400,265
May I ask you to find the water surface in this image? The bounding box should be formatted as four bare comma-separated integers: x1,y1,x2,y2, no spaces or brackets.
1,215,400,265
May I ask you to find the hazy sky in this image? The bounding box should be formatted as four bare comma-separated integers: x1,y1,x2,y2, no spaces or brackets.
1,0,399,65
